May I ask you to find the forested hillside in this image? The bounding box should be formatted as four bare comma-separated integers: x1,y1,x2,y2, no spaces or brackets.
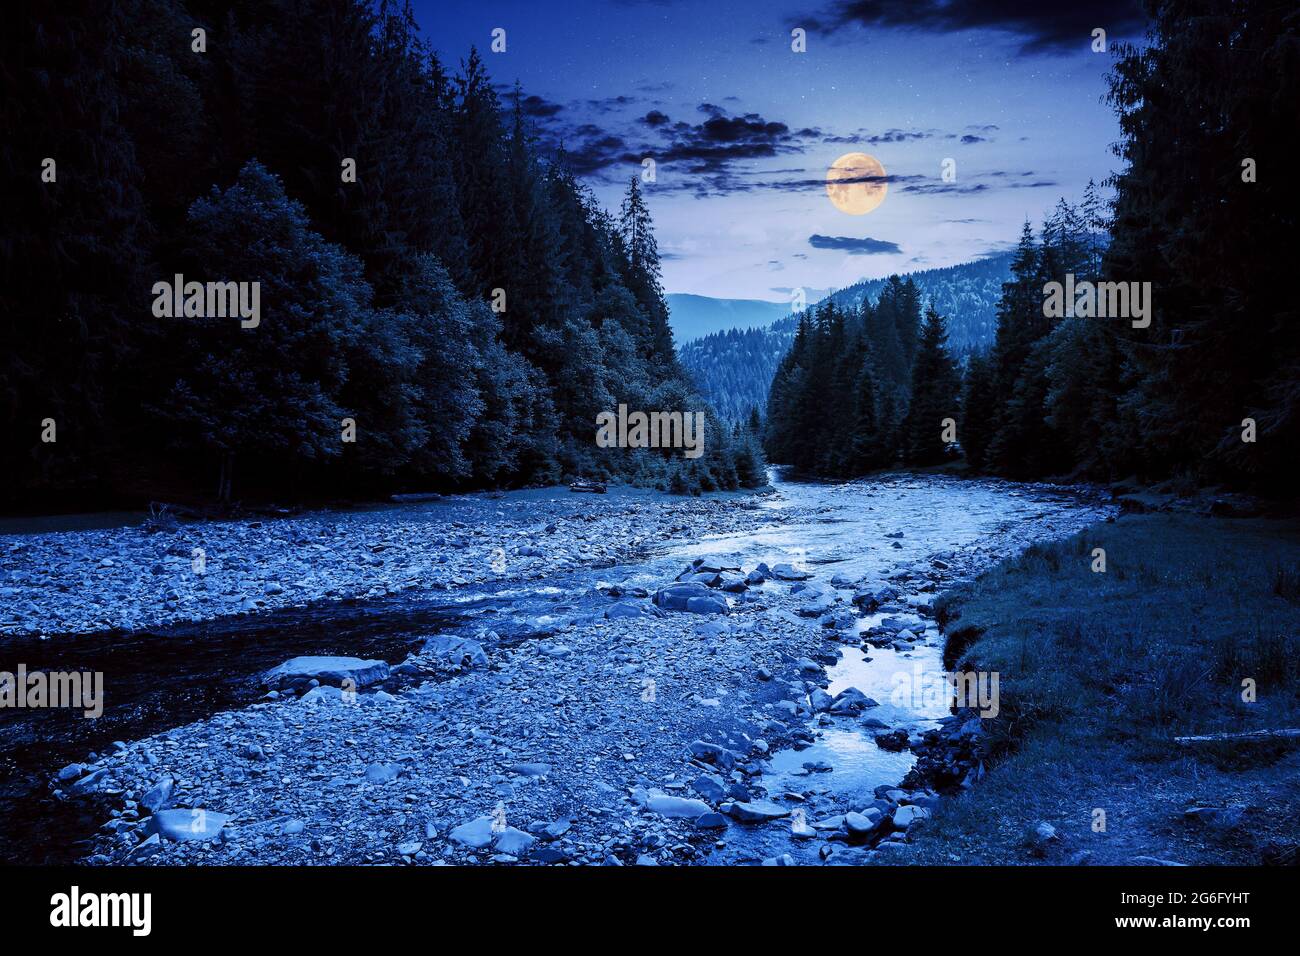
681,253,1010,422
1,0,763,509
665,294,792,343
766,0,1298,493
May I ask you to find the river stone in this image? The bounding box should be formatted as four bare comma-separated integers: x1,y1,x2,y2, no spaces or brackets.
845,809,883,835
364,762,402,784
449,816,496,849
67,768,109,795
829,687,875,715
688,740,739,770
265,655,389,689
770,563,812,581
798,593,837,616
684,571,722,587
299,685,346,704
893,804,931,828
140,777,175,814
147,808,231,842
686,595,729,615
509,762,551,778
809,688,834,713
646,792,712,818
653,582,716,612
695,812,728,830
422,636,489,668
690,773,728,803
494,827,536,855
605,601,647,620
726,800,790,823
688,556,740,574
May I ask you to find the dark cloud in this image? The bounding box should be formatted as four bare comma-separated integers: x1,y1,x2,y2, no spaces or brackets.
641,110,671,126
648,107,817,175
561,132,634,176
520,94,564,118
808,234,902,255
959,134,987,144
901,175,1057,195
584,94,638,114
799,0,1146,54
823,127,935,145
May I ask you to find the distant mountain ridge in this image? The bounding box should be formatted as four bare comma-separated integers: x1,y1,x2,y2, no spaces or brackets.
665,293,793,343
680,252,1013,420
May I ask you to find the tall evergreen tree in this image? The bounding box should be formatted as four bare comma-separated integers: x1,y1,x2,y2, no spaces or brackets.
904,305,961,466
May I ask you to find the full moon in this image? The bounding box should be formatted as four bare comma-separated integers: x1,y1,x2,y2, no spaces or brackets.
826,152,888,215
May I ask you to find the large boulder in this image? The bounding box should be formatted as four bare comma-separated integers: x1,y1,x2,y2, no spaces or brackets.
725,800,791,823
798,592,838,617
146,808,231,842
605,601,650,620
654,582,728,615
770,563,812,581
644,791,712,819
265,656,389,691
893,804,931,829
829,687,876,715
449,816,496,849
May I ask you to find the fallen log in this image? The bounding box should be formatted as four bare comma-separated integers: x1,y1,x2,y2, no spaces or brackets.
1174,729,1300,744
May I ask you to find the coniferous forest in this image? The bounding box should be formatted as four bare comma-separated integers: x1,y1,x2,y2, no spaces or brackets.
765,3,1298,493
1,0,763,510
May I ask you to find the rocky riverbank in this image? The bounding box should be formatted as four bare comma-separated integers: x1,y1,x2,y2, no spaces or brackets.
0,487,766,637
31,475,1116,866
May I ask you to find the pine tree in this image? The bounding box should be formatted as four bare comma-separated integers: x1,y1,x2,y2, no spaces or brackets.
959,351,996,472
904,305,961,466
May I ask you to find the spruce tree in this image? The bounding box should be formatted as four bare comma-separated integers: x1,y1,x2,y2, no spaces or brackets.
904,305,961,466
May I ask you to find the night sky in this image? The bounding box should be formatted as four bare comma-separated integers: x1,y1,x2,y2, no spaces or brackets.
413,1,1148,301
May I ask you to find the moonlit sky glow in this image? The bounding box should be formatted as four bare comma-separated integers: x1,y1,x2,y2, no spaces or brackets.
414,0,1147,301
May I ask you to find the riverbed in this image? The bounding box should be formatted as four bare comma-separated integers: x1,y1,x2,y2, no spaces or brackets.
0,471,1114,865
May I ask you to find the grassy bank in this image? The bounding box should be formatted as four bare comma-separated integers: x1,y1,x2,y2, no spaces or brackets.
909,512,1300,865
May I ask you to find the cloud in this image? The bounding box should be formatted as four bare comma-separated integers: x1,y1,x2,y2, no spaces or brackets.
823,127,935,145
649,107,819,177
641,110,671,127
520,94,564,118
808,235,902,255
798,0,1146,54
584,94,639,114
561,131,634,176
